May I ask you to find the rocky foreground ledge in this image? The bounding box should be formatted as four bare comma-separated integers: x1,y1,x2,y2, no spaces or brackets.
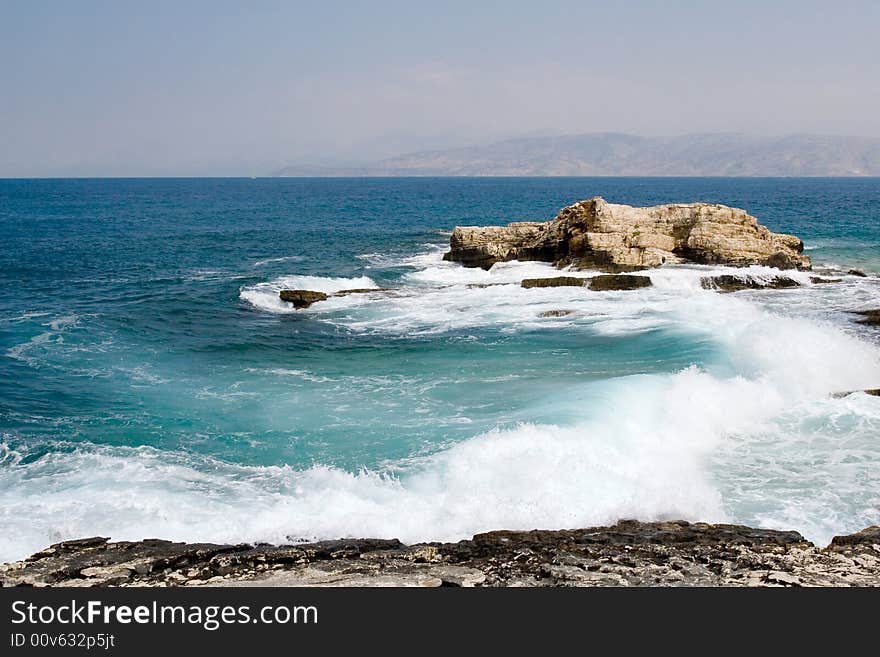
2,521,878,587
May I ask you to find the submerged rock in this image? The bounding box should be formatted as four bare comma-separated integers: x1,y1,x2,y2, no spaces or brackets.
3,520,878,587
445,197,810,272
831,389,880,399
588,274,652,291
521,276,587,289
279,289,329,308
851,309,880,326
539,309,574,317
848,269,868,277
810,277,842,284
334,288,388,296
521,275,652,291
700,275,801,292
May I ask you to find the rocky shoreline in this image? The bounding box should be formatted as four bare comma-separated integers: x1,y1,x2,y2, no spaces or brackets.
2,520,878,587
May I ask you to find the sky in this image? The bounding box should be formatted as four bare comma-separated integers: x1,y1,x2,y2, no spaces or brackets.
1,0,879,176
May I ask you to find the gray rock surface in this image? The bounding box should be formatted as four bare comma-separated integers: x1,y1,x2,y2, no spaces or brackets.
3,520,878,588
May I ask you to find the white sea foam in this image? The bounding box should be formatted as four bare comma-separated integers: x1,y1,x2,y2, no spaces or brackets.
0,311,52,324
231,253,880,550
2,305,878,562
245,368,334,383
253,256,306,267
5,314,82,366
5,251,879,562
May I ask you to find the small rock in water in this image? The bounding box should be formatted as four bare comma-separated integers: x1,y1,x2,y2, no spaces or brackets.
700,275,800,292
333,288,387,296
279,289,329,308
851,309,880,326
588,274,652,291
848,269,868,277
539,309,574,318
831,389,880,399
521,276,587,289
809,277,842,284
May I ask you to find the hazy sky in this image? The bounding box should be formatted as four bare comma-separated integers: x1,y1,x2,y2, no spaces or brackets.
2,1,879,176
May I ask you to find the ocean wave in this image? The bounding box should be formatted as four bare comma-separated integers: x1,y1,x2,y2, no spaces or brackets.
2,308,879,562
5,250,880,563
253,256,306,267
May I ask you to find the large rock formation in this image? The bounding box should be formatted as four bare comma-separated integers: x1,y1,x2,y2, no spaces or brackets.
444,197,810,272
2,521,877,587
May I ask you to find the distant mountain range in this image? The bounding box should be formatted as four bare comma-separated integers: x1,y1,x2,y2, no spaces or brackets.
274,133,880,177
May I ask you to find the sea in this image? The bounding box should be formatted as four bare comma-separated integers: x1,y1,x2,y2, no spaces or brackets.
1,177,879,563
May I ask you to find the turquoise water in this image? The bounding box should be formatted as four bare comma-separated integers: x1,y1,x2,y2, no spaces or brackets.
1,177,879,561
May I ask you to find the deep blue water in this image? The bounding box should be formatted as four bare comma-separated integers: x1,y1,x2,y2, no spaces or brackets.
1,177,879,561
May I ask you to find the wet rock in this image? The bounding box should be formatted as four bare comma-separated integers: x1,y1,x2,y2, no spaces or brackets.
521,277,587,289
588,274,652,291
848,269,868,277
828,526,880,550
764,251,801,271
333,288,387,296
851,309,880,326
279,290,329,308
700,275,801,292
810,277,842,284
831,389,880,399
539,310,574,318
445,197,810,272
